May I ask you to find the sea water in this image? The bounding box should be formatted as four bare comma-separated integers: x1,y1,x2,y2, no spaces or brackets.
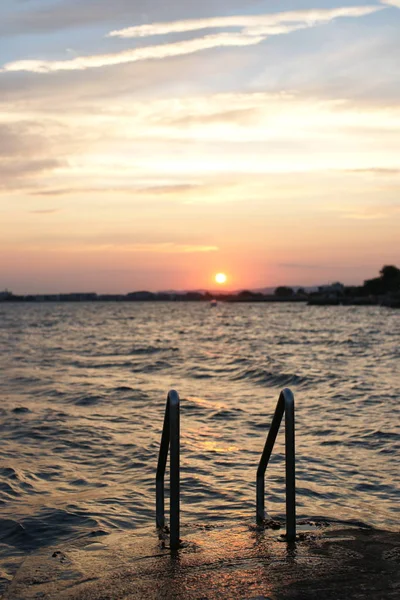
0,302,398,582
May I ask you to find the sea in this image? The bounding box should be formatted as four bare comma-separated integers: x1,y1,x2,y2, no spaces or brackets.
0,302,398,588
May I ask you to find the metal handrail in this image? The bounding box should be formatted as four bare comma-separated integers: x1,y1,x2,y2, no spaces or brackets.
256,388,296,541
156,389,180,549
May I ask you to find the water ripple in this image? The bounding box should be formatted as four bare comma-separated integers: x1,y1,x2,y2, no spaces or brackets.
0,302,398,580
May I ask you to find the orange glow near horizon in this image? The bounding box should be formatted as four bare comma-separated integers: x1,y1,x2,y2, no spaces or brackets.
215,273,227,285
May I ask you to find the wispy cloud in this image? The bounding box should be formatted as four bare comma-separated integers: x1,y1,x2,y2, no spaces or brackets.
29,209,60,214
132,243,218,254
1,5,383,74
0,0,254,36
0,122,51,157
0,158,65,186
2,91,399,195
347,167,400,175
342,204,400,219
108,6,383,38
29,183,204,196
278,263,325,270
381,1,400,8
1,33,265,73
68,243,219,254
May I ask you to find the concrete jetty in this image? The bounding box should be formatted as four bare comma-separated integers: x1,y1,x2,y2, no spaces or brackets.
3,520,399,599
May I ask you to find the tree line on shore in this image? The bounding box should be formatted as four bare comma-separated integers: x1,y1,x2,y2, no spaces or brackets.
273,265,400,300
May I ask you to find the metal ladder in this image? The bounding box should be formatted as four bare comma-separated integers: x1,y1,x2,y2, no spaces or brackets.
156,387,296,548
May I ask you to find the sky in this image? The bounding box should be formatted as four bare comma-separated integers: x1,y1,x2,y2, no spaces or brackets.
1,0,399,293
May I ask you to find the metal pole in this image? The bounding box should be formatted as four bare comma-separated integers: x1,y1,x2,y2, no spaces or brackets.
256,475,265,525
284,389,296,541
169,390,180,550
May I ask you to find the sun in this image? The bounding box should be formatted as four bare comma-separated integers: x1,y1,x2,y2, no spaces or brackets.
215,273,227,285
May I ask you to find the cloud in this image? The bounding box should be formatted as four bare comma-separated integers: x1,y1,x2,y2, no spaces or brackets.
127,183,204,194
159,107,261,127
2,90,398,195
0,158,65,189
123,243,219,253
1,5,383,74
23,241,219,254
29,183,204,196
1,17,398,115
0,122,49,157
278,263,325,270
342,204,400,219
29,209,60,214
108,6,383,38
347,167,400,175
2,32,266,73
0,119,73,191
29,188,76,197
1,91,399,196
381,1,400,8
0,0,253,36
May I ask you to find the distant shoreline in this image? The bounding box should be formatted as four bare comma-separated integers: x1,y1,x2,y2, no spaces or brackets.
0,294,398,307
1,264,399,307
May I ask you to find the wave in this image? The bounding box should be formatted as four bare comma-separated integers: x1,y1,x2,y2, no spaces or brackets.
232,367,311,388
0,509,100,552
0,300,398,571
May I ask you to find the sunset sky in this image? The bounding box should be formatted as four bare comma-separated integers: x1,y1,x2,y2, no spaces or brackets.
1,0,399,293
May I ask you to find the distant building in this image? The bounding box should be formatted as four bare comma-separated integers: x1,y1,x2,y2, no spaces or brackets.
0,290,12,300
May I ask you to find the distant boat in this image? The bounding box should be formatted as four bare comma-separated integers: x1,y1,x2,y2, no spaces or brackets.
210,299,217,307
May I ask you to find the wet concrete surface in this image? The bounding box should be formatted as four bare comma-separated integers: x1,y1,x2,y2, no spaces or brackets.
2,521,400,599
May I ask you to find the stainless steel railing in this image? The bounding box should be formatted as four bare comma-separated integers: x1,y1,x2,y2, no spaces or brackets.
156,387,295,547
256,388,296,541
156,389,180,549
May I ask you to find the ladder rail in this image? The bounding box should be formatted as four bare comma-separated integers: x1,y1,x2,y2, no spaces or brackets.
256,388,296,541
156,389,180,549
